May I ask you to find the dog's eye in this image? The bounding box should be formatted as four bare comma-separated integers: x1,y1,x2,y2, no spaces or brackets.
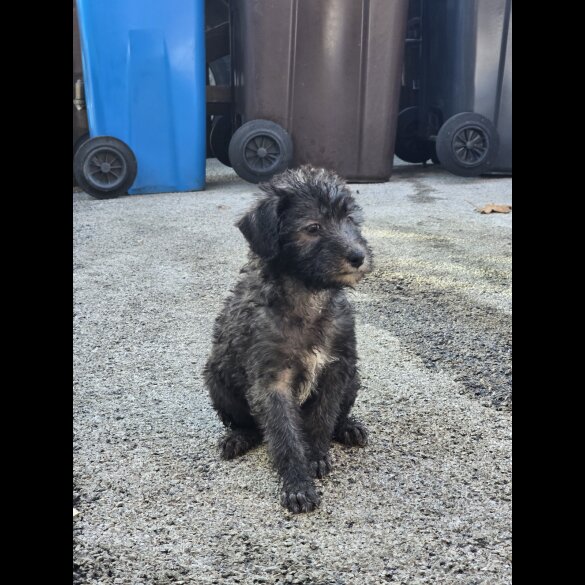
305,223,321,234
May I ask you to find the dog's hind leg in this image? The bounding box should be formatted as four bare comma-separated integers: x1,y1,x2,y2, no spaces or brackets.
213,395,262,460
219,428,262,460
333,416,369,447
206,369,262,459
332,373,369,447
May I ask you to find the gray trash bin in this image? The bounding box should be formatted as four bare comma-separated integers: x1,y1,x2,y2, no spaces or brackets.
227,0,409,183
396,0,512,176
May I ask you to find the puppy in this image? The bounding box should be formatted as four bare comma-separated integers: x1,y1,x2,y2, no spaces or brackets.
203,165,372,513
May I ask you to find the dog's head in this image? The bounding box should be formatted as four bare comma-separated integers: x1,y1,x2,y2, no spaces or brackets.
236,166,372,289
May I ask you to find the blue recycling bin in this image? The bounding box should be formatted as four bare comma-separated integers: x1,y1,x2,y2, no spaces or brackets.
74,0,206,197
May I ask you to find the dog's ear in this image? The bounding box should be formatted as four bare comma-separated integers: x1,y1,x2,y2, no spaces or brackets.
236,195,280,260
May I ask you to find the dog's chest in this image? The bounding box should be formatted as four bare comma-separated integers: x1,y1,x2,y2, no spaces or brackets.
294,345,337,404
281,292,341,404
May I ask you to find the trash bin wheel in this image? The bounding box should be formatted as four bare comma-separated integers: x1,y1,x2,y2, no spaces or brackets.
435,112,499,177
73,132,90,184
395,106,433,164
210,115,233,167
73,136,137,199
73,132,90,159
228,120,293,183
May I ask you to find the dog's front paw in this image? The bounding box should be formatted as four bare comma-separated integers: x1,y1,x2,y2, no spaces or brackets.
334,418,369,447
309,454,332,479
280,482,320,514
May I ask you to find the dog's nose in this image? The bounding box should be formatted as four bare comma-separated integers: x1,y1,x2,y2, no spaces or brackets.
347,250,365,268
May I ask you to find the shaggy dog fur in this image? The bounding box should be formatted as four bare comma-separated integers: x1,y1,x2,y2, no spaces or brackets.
203,166,373,513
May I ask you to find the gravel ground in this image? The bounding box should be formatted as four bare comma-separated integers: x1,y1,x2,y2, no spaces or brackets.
73,159,512,585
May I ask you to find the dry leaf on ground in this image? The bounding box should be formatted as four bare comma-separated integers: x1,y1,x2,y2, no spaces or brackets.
479,204,512,214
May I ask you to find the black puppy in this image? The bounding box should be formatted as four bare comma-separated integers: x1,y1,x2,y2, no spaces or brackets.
203,165,372,513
